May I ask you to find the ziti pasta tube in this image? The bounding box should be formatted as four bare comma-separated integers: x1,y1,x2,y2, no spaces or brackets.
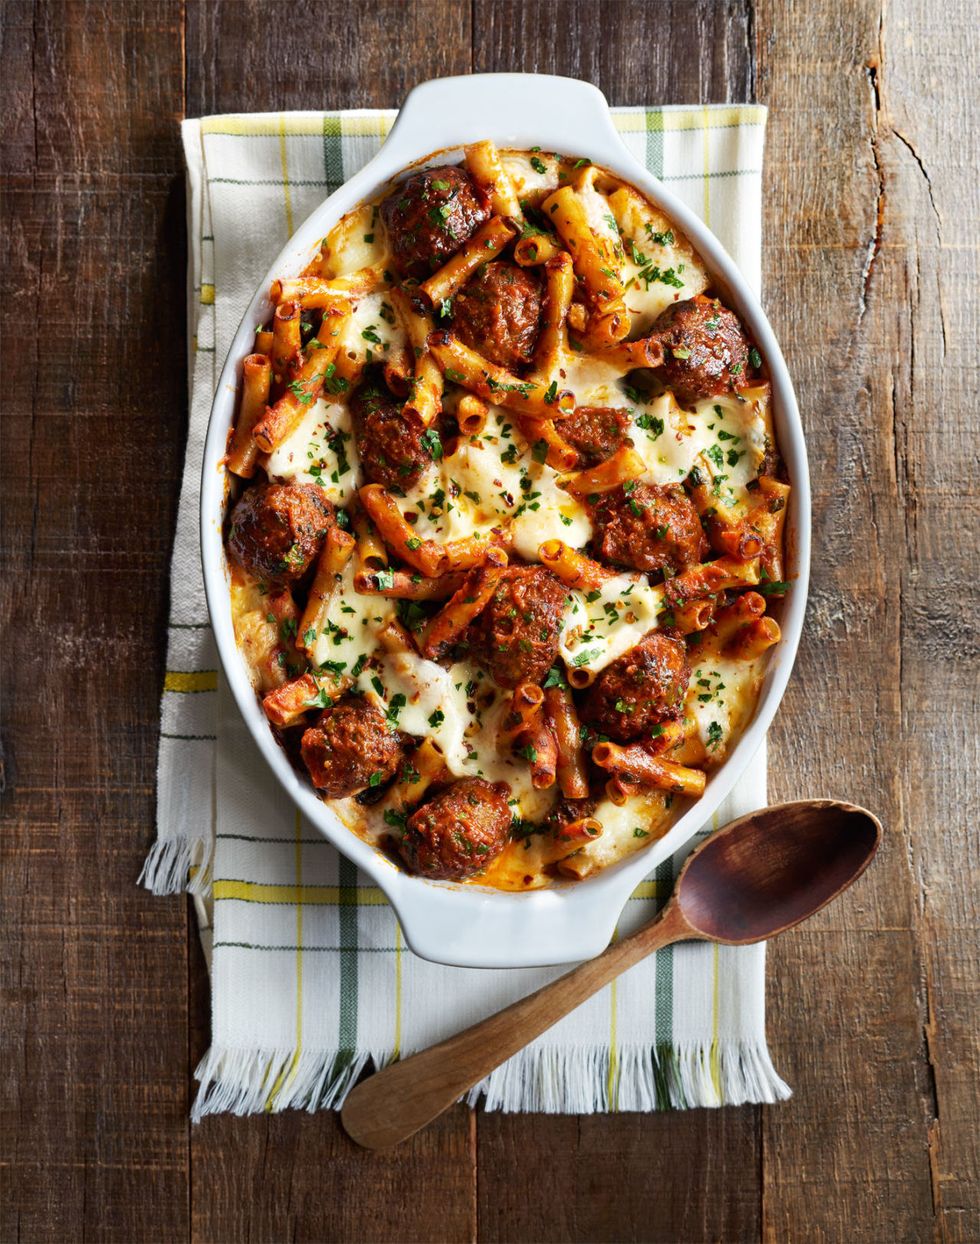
427,331,575,418
464,140,523,220
538,540,613,591
544,685,589,799
297,526,356,654
358,484,447,577
226,354,272,478
592,741,706,799
420,216,516,307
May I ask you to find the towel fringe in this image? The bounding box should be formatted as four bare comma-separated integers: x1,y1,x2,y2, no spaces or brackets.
468,1039,792,1112
138,834,213,896
191,1045,378,1122
190,1040,790,1121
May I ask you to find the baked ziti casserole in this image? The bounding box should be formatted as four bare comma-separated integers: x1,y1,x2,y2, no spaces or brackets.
222,141,790,890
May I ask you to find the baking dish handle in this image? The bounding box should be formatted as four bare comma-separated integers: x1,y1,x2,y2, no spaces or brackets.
381,73,624,164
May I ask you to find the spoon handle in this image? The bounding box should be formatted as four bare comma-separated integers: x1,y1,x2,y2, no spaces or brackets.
341,903,690,1149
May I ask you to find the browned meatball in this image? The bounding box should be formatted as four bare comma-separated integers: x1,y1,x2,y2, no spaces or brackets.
470,566,568,689
560,405,632,468
452,262,542,370
228,482,333,585
349,373,431,491
380,166,491,279
591,482,707,575
399,777,512,880
300,699,403,798
650,294,749,404
580,631,690,742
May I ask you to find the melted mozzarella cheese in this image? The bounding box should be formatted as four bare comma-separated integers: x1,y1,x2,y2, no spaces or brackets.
311,556,394,673
400,411,593,553
578,179,622,252
359,650,473,773
628,387,770,511
265,398,361,505
562,790,675,874
501,152,560,201
686,653,765,762
610,195,709,332
321,204,387,275
559,573,664,676
337,291,407,371
561,354,632,409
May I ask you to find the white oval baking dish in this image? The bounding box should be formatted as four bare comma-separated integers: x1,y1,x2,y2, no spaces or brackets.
200,74,810,968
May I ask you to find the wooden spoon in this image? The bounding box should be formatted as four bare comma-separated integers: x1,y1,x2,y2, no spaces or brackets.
342,799,880,1149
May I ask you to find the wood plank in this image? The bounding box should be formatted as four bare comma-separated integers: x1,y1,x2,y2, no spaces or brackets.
756,0,977,1238
473,5,762,1241
473,0,755,104
185,0,471,116
479,1109,761,1244
191,1109,477,1244
0,3,192,1240
882,2,980,1238
182,6,477,1243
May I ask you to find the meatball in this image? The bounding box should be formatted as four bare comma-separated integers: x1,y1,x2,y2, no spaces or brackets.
591,482,707,575
300,699,403,799
560,405,632,468
380,165,491,279
399,777,512,880
650,295,749,404
580,631,690,742
349,374,431,491
452,262,542,370
228,482,333,585
470,566,569,689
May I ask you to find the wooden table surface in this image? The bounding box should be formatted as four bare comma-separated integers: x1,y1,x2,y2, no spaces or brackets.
3,1,978,1241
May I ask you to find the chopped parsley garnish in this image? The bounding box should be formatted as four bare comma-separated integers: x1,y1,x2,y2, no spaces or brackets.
288,379,315,406
428,709,445,728
543,665,567,690
706,721,724,750
530,156,548,174
373,568,395,591
635,412,664,439
571,647,602,667
645,225,675,247
421,427,443,460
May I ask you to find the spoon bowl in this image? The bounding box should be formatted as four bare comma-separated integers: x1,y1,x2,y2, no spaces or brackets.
342,798,881,1149
675,799,881,944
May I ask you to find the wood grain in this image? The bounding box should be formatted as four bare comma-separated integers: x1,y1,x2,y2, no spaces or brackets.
757,0,979,1240
1,4,191,1243
1,0,977,1240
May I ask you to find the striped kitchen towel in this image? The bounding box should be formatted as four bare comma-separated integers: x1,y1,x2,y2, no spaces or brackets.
142,103,791,1118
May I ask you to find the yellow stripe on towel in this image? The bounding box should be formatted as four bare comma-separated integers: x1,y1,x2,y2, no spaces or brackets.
213,880,388,906
165,670,217,693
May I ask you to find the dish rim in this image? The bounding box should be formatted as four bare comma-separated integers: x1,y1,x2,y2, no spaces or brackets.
199,73,811,968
